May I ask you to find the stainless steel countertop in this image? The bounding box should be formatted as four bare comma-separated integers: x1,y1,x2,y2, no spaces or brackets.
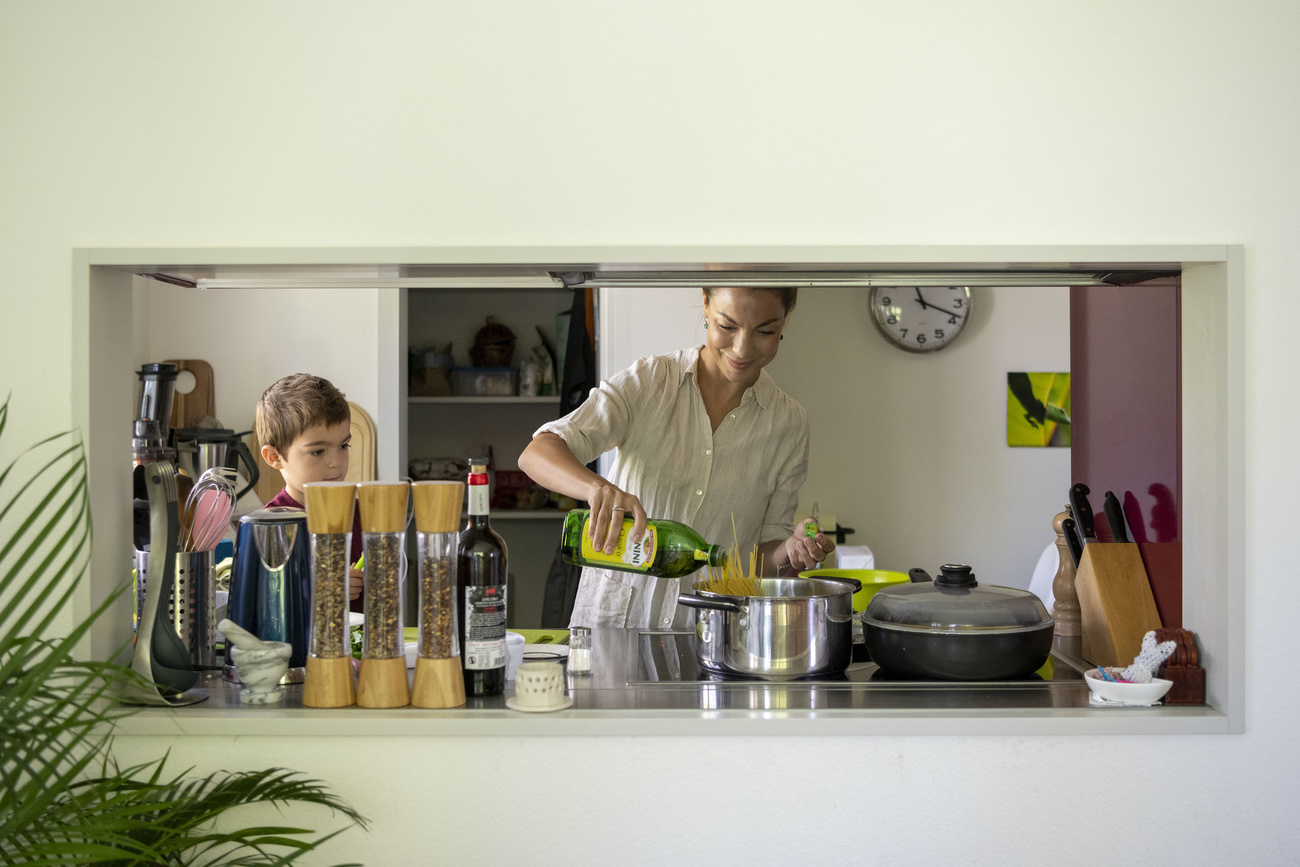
169,627,1099,714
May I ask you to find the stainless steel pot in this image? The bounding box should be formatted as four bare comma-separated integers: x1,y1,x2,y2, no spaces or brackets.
677,576,860,680
862,565,1054,681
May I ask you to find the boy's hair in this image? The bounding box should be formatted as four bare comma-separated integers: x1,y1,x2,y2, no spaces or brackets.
255,374,350,453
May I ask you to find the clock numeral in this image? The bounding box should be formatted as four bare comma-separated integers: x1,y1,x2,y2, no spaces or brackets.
899,328,909,339
952,298,964,309
879,296,892,307
915,333,926,344
935,329,945,341
886,315,898,325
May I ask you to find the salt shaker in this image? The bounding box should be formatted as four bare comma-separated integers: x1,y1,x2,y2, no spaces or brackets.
568,626,593,674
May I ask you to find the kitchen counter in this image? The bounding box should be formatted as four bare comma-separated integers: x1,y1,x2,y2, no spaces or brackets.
113,628,1227,737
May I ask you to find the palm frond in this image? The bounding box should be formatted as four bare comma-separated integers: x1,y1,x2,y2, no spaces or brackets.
0,395,369,865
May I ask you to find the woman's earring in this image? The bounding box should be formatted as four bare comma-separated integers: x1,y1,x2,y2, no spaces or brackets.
704,322,708,329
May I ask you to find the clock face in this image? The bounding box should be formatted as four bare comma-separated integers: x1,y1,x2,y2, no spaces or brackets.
870,286,972,352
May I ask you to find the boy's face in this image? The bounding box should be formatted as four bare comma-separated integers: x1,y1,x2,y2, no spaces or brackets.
261,419,352,503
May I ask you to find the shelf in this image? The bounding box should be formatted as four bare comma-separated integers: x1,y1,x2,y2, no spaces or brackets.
409,396,560,405
492,509,570,520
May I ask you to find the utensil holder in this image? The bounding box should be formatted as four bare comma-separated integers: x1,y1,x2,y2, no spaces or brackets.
356,481,411,708
1075,543,1164,667
135,549,217,668
302,481,358,708
411,480,466,709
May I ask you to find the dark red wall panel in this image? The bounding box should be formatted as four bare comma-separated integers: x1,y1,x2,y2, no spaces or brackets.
1070,280,1182,625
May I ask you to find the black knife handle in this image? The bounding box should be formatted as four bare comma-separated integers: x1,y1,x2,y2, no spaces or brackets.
1103,490,1130,543
1069,483,1097,542
1062,517,1083,567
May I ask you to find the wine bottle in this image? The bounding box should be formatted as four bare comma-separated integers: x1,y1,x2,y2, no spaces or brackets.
457,461,508,697
560,510,726,578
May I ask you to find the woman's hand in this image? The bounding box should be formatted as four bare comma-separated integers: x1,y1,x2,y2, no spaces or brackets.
586,482,647,555
778,517,836,575
348,566,363,601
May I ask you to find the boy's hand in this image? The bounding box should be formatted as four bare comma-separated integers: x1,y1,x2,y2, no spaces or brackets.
349,567,364,601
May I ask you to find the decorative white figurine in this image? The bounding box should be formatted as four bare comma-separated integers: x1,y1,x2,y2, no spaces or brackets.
1120,631,1178,683
218,618,292,704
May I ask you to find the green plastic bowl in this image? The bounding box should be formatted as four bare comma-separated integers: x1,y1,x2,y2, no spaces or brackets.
798,568,911,612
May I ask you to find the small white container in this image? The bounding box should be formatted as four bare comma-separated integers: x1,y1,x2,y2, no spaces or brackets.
1085,668,1173,705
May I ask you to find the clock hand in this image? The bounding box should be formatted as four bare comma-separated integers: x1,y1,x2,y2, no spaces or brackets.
913,288,937,310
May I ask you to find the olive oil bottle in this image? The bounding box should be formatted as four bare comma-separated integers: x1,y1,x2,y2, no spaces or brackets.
560,510,726,578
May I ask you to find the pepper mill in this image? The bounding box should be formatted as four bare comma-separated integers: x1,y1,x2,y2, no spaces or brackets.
1051,508,1082,637
302,481,359,708
410,480,467,709
356,481,411,708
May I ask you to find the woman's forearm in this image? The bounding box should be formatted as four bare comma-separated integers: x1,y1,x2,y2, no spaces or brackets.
518,433,608,502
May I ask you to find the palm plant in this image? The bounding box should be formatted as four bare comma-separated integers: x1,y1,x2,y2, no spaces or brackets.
0,396,369,865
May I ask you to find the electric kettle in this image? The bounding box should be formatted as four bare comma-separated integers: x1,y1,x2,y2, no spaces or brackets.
225,507,312,683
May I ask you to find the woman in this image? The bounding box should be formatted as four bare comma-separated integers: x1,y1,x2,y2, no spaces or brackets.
519,286,835,628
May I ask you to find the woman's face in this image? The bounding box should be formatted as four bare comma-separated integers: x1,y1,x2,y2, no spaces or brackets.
702,287,788,386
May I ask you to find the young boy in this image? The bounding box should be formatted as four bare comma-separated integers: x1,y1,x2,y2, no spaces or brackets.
255,373,363,609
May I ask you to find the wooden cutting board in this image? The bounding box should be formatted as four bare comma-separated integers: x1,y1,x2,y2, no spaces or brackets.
165,359,216,429
344,402,377,484
1074,542,1164,668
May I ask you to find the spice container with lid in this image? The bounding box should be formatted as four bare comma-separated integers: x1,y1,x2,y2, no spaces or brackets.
302,481,358,708
568,626,593,674
356,481,411,708
410,480,467,708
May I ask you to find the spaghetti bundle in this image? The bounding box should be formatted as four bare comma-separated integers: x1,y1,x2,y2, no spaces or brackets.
694,515,766,597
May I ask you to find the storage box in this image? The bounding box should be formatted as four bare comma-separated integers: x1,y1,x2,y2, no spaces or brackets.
452,367,518,397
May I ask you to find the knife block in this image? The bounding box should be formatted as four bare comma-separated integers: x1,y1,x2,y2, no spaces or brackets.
1074,543,1163,668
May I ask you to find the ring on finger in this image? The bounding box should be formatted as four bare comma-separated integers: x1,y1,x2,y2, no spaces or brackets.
611,505,626,512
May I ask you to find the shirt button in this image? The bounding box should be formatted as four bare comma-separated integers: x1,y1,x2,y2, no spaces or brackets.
696,489,703,496
705,449,712,455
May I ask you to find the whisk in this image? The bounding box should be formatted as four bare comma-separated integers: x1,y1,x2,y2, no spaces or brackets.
181,467,238,552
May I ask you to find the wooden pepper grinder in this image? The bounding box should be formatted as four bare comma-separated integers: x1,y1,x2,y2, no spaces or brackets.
356,481,411,708
1051,508,1082,637
410,480,467,709
302,481,359,708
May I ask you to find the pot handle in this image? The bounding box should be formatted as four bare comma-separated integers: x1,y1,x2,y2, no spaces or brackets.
908,568,933,584
839,576,862,593
677,593,744,615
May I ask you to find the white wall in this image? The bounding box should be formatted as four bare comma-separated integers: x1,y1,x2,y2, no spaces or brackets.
3,3,1297,865
139,279,382,435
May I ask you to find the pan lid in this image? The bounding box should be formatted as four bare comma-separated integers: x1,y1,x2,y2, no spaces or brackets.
863,564,1052,631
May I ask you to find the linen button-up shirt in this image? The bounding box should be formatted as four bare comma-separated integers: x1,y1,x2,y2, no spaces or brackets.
535,347,810,629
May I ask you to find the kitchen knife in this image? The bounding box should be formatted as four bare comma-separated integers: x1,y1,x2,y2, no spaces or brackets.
1069,483,1099,544
1103,490,1130,543
1062,517,1083,567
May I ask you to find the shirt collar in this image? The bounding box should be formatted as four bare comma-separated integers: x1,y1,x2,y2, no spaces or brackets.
683,345,776,409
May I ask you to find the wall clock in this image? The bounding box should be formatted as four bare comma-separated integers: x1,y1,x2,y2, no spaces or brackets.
870,286,972,352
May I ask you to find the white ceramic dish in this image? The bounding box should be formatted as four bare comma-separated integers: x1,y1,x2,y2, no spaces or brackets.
505,631,526,681
1085,668,1173,705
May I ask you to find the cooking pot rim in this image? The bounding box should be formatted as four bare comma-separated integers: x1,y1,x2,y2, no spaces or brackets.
691,576,858,600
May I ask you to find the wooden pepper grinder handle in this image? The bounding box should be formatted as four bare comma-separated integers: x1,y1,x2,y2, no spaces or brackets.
1051,509,1082,637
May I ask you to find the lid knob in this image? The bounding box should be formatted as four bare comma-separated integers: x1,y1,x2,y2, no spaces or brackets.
935,564,978,587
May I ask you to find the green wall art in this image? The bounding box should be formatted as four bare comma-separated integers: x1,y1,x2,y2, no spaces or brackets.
1007,372,1071,447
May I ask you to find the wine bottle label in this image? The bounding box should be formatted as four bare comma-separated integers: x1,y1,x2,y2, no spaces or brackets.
463,585,507,670
579,521,658,571
467,482,489,516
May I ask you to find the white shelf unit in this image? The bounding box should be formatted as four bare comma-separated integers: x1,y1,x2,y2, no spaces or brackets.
405,285,578,627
